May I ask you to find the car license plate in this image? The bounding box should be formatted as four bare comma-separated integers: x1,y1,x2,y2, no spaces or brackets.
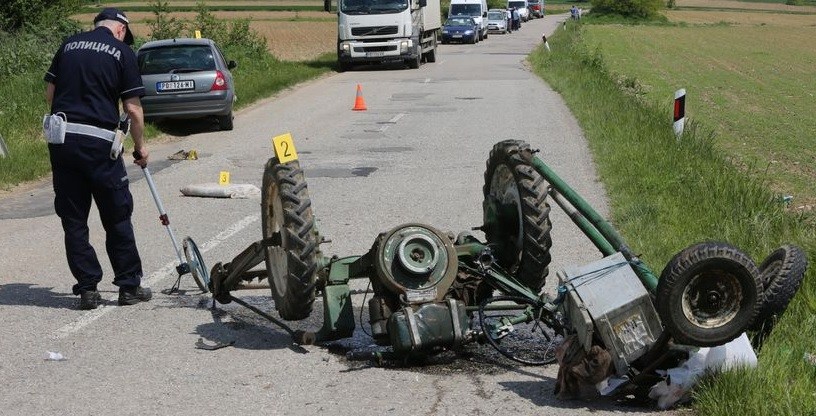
453,35,462,38
157,80,195,92
366,51,385,57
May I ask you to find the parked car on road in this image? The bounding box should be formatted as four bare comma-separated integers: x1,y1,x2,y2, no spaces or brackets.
486,9,508,34
136,38,237,131
448,0,489,41
527,0,544,18
441,16,480,44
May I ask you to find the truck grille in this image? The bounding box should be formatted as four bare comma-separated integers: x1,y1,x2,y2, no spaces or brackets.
351,26,399,36
353,45,397,53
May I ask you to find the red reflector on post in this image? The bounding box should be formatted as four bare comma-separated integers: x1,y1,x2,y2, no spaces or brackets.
673,93,685,122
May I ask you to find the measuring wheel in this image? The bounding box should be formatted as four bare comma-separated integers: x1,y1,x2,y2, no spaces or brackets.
656,242,762,347
183,237,210,293
482,140,552,291
261,157,320,321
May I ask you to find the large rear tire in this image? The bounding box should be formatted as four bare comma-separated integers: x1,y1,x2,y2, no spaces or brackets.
656,242,761,347
482,140,552,291
749,245,808,348
261,158,319,321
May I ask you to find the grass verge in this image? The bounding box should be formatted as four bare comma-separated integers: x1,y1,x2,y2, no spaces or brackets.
529,23,816,415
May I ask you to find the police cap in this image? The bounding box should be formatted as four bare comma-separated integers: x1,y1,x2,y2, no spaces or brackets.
93,7,134,45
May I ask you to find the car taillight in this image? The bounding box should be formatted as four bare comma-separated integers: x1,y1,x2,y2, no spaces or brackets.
210,70,228,91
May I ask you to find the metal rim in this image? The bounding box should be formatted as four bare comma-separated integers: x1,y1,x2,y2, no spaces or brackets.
183,237,209,292
681,270,742,329
266,182,288,299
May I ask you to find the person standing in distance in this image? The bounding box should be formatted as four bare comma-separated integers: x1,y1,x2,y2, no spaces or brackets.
44,8,152,310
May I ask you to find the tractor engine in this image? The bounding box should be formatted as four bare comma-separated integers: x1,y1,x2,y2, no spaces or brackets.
366,223,471,354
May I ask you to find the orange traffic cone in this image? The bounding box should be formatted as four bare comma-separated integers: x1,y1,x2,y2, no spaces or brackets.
352,84,367,111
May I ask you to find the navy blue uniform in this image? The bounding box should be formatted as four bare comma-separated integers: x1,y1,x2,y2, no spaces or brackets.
44,26,145,295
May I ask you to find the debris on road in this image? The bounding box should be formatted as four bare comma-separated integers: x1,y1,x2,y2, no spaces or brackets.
180,183,260,199
168,149,198,160
44,351,67,361
195,337,235,351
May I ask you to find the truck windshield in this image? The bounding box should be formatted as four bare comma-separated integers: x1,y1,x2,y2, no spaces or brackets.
341,0,409,14
450,4,482,17
508,1,525,8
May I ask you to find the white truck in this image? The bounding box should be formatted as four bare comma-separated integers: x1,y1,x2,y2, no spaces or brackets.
331,0,441,71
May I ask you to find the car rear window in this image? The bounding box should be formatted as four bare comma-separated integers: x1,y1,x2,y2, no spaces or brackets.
138,45,216,75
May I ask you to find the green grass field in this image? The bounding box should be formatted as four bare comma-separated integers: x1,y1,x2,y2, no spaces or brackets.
580,24,816,209
529,8,816,415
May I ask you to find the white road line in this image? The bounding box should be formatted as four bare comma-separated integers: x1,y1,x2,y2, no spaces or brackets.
377,113,407,132
53,215,259,339
423,78,431,84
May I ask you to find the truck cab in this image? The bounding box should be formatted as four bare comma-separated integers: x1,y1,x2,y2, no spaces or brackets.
448,0,489,41
335,0,441,70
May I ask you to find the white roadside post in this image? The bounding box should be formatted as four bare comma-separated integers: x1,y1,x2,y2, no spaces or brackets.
0,133,8,158
673,88,686,141
542,34,551,51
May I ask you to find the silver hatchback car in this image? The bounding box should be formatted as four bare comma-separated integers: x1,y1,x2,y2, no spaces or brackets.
137,38,237,130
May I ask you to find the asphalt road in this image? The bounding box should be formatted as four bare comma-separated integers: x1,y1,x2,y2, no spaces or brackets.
0,15,675,415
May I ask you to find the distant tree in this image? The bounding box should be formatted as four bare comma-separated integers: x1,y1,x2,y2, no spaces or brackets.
0,0,81,32
591,0,664,18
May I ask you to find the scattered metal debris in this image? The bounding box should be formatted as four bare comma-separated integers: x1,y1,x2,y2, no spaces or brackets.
195,337,235,351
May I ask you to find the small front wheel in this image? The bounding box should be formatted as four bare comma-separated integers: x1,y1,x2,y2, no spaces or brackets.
656,242,761,347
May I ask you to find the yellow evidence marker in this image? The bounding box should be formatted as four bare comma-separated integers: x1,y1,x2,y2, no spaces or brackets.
272,133,298,163
195,30,202,39
219,171,230,185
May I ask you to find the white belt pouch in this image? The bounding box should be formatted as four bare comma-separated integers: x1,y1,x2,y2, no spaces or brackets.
42,112,68,145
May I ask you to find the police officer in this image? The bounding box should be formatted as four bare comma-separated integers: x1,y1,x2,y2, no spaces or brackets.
44,8,151,310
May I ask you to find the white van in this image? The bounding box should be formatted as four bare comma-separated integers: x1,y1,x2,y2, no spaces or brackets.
449,0,489,41
507,0,529,22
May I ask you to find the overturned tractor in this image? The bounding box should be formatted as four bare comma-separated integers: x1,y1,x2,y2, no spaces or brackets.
191,139,806,399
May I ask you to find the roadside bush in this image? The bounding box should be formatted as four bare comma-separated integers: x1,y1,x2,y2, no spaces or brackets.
0,20,81,76
591,0,664,19
146,0,268,58
0,0,80,32
147,0,187,39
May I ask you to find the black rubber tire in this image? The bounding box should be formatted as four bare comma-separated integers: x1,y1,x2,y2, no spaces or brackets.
261,158,319,321
218,112,233,131
425,38,437,63
656,242,762,347
407,44,421,69
748,245,808,343
482,140,552,291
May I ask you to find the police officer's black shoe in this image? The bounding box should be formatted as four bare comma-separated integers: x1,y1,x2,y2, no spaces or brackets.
118,286,152,306
79,290,102,310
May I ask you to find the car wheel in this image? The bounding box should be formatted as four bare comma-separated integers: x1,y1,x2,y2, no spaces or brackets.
218,112,233,131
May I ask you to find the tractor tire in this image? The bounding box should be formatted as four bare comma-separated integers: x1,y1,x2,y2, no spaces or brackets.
749,245,808,348
261,157,319,321
482,140,552,291
656,242,761,347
